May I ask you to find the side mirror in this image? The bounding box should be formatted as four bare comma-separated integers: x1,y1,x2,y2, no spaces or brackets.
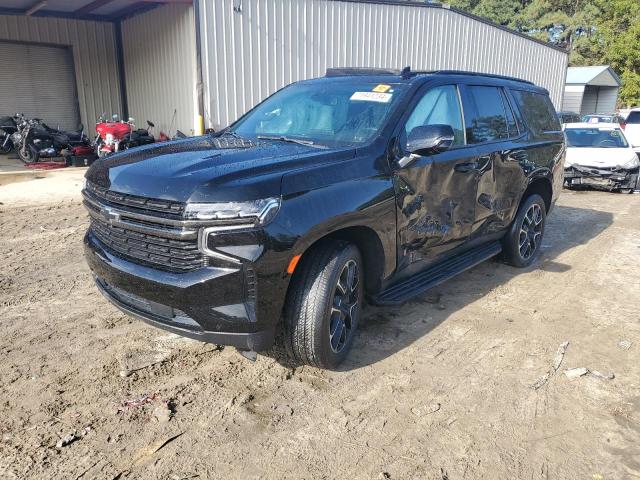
147,120,155,128
406,124,455,156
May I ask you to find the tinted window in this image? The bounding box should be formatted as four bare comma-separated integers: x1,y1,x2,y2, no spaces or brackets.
404,85,464,146
465,86,509,143
500,89,519,137
626,111,640,124
559,113,580,123
511,90,561,137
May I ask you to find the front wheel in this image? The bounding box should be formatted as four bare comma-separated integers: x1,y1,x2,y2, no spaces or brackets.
502,194,546,268
18,145,37,164
285,242,363,369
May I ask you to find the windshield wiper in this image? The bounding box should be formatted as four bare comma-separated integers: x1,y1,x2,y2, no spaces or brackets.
257,135,326,148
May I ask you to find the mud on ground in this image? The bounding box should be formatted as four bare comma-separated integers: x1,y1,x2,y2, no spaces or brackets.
0,176,639,479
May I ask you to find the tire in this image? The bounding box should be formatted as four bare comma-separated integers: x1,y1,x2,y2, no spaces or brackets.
502,194,546,268
0,136,12,154
18,145,37,164
284,242,363,369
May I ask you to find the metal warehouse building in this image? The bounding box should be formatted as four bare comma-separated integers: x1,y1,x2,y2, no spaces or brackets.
0,0,568,136
562,66,621,116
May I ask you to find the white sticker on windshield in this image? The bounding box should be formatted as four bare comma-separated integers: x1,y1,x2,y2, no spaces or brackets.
350,91,392,103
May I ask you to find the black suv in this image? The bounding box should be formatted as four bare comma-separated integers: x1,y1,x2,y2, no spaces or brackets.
83,68,564,369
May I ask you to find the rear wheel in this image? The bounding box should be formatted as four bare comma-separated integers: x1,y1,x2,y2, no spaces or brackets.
502,194,546,268
285,242,363,369
0,136,12,154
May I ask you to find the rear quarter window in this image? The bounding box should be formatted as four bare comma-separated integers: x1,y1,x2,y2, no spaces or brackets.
511,90,561,137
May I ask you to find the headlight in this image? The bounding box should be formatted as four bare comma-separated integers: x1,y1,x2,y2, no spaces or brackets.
184,197,280,225
618,155,640,170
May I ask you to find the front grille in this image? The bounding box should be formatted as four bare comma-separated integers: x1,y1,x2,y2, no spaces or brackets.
84,181,208,272
86,181,184,217
90,216,205,272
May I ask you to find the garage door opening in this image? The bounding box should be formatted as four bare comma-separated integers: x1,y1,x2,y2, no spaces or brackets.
0,41,81,131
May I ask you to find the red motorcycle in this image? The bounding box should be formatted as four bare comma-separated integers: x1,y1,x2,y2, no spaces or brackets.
94,114,155,158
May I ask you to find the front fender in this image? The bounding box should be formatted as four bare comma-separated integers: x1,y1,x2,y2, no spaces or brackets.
275,176,397,277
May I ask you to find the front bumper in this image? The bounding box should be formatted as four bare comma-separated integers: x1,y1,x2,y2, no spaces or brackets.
564,165,639,191
85,232,276,351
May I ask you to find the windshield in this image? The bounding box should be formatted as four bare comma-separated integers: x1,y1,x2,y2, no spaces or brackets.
231,81,405,147
582,115,613,123
565,128,629,148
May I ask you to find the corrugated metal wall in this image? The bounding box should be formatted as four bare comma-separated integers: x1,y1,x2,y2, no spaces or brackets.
198,0,569,129
592,86,618,114
122,4,198,137
0,14,121,131
562,85,585,113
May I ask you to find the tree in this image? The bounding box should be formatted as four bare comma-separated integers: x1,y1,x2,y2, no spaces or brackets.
517,0,600,64
593,0,640,106
447,0,524,27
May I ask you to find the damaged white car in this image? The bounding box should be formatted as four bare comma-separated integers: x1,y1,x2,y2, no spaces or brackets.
564,123,639,193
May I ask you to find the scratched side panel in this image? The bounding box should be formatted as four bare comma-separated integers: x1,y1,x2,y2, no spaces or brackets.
393,148,479,271
472,136,564,238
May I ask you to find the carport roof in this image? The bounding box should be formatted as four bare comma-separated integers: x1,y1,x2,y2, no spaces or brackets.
566,66,621,87
0,0,192,22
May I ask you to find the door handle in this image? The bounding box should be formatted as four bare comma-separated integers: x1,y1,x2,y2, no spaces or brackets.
454,161,479,173
455,155,492,173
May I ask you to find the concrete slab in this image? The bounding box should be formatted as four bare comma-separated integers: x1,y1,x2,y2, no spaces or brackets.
0,154,28,172
0,154,87,186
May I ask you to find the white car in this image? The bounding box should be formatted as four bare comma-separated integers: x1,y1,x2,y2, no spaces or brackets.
564,123,639,192
623,109,640,152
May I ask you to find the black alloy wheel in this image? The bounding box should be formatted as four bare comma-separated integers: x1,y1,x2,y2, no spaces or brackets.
502,193,546,268
329,259,360,354
518,203,543,261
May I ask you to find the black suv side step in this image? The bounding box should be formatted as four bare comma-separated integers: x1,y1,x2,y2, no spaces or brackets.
372,241,502,306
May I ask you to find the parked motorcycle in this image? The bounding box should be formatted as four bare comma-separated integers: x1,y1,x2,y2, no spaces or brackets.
0,113,23,154
94,114,155,158
16,117,88,164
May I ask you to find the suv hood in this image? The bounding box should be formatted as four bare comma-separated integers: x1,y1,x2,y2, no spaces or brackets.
86,136,356,203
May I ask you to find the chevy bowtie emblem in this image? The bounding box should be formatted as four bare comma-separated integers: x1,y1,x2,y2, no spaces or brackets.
101,205,120,224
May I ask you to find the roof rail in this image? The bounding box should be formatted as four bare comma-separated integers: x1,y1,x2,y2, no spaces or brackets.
325,66,534,85
404,68,534,85
325,67,401,77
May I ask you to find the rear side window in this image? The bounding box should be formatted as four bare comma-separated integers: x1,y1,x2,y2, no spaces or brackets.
511,90,561,137
626,111,640,124
464,86,510,143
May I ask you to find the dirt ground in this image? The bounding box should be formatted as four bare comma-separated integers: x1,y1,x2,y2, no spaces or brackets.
0,173,639,480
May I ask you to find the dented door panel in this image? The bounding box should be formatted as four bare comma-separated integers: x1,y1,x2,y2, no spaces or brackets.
472,143,526,236
472,136,564,238
394,146,480,268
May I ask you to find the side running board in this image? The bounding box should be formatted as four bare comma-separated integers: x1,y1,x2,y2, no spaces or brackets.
372,241,502,306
